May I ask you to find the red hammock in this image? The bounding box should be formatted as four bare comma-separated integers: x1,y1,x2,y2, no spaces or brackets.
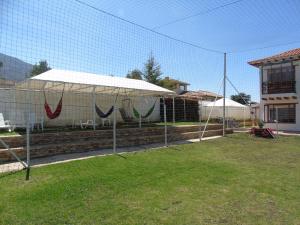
44,89,64,120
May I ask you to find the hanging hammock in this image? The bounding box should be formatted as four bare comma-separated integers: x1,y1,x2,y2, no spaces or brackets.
95,104,114,118
117,91,134,122
133,99,157,119
94,91,119,119
44,88,64,120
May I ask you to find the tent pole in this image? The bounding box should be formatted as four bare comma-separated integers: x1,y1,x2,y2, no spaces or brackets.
92,87,96,130
163,97,167,146
243,107,246,128
113,92,117,154
139,96,142,128
183,98,186,121
226,107,229,128
276,107,279,136
199,97,202,141
172,96,175,124
223,53,227,137
139,114,142,128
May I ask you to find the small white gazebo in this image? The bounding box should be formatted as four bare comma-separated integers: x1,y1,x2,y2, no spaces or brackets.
201,98,251,120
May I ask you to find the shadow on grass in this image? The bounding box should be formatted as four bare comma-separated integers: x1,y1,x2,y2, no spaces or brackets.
116,154,127,159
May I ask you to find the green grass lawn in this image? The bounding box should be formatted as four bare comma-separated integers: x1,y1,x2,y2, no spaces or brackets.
0,134,300,225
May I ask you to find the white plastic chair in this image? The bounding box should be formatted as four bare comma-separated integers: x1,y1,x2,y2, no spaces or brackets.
80,120,98,129
101,118,111,127
0,113,14,132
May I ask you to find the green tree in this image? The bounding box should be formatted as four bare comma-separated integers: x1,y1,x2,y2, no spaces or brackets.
30,60,51,77
143,53,162,85
126,69,143,80
159,78,178,90
231,92,251,105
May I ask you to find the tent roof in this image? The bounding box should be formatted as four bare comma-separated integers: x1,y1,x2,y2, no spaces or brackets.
206,98,247,107
17,69,175,96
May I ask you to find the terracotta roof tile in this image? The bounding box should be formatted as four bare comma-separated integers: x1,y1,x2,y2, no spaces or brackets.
248,48,300,67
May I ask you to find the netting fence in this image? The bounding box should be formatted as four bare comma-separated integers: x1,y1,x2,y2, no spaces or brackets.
1,0,299,178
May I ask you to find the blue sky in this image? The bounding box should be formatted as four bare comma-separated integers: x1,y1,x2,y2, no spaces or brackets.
1,0,300,101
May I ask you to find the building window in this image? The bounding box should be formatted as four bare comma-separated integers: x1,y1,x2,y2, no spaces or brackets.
262,65,296,94
267,65,295,82
264,104,296,123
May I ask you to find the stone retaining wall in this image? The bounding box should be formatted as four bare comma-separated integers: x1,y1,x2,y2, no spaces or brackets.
0,125,232,162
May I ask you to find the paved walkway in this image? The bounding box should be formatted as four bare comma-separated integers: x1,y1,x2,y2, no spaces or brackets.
0,136,221,174
277,131,300,136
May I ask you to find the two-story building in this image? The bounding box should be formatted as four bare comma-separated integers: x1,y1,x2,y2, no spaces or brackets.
249,48,300,131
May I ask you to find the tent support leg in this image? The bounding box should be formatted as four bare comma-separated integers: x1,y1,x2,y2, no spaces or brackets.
92,87,96,130
276,107,279,136
139,114,141,128
243,107,246,128
172,97,175,124
199,98,202,141
183,98,186,121
113,101,117,154
163,97,167,147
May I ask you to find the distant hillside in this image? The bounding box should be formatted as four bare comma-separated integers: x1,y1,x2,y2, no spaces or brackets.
0,53,33,81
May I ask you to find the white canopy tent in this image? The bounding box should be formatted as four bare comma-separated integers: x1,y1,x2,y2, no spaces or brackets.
17,69,174,96
201,98,251,121
206,98,247,107
15,69,175,153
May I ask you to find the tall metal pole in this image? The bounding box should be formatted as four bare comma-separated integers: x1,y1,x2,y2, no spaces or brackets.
26,112,30,180
26,81,30,180
163,97,168,146
223,53,227,137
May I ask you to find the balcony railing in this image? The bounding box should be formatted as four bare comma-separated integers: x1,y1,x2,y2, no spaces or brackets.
262,81,296,94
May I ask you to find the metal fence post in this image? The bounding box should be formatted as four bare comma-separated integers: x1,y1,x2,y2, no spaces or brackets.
199,98,202,141
26,82,31,180
26,114,30,180
113,97,117,154
223,53,227,136
276,107,279,136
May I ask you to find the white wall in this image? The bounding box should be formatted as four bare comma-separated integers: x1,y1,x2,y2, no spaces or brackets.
0,88,161,127
201,106,251,120
0,88,17,122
